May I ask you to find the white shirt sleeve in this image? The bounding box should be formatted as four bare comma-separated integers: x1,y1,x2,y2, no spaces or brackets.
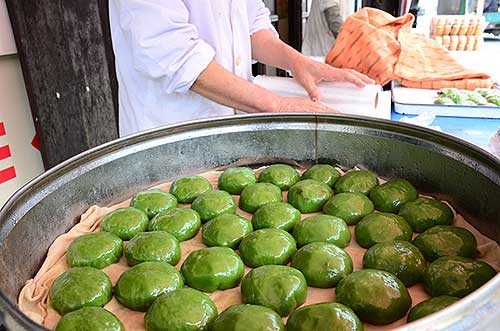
247,0,279,36
114,0,215,94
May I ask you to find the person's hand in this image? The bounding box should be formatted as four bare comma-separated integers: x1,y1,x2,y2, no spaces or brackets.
275,96,337,113
290,57,375,102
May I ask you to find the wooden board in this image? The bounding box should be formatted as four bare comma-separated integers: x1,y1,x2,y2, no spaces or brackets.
5,0,118,169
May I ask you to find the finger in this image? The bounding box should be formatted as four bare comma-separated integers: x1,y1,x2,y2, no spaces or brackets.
322,67,364,87
341,72,366,88
304,102,337,113
346,69,375,85
323,66,372,87
299,75,321,102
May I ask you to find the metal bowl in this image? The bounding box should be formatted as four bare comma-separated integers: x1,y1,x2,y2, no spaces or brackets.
0,114,499,330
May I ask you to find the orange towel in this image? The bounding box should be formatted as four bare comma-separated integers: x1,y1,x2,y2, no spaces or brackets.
325,8,494,90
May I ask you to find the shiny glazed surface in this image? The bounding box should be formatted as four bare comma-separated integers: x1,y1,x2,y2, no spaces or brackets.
217,167,257,195
239,183,282,213
251,202,301,232
169,176,213,204
399,198,454,233
258,164,300,190
413,225,478,261
201,214,253,249
130,189,178,219
181,247,244,292
210,304,285,331
54,307,124,331
334,170,379,195
301,164,340,187
293,215,351,248
239,228,297,267
286,302,363,331
291,242,353,288
144,288,217,331
287,179,333,213
355,213,413,248
191,190,236,222
114,262,183,311
66,232,123,269
241,265,307,317
369,180,418,213
336,269,412,325
124,231,180,266
148,208,201,242
101,207,149,240
323,192,374,225
49,267,113,315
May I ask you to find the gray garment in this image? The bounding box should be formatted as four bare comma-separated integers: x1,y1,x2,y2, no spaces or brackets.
302,0,352,56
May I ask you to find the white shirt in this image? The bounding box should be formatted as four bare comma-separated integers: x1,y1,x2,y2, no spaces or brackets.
110,0,276,137
302,0,353,57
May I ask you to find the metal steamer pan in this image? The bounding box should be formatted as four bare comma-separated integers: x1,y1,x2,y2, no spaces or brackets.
0,114,499,331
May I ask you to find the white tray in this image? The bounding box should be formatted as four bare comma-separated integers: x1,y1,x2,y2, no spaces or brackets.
392,81,500,118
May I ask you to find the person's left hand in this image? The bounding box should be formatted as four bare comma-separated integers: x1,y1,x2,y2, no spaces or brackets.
290,56,375,102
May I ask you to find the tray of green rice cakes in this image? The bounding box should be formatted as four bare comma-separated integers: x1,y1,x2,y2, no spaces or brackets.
19,163,499,331
392,81,500,118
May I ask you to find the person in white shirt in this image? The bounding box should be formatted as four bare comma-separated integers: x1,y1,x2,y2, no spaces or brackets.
110,0,371,136
302,0,354,56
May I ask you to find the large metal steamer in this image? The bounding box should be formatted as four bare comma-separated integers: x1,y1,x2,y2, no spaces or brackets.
0,114,499,331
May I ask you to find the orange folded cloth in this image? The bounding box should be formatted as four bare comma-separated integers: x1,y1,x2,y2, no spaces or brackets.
325,8,494,90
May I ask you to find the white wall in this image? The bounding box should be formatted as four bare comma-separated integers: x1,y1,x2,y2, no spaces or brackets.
0,0,15,56
0,0,44,207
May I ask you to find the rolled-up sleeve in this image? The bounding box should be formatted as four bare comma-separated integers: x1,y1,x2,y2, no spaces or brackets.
247,0,279,37
115,0,215,93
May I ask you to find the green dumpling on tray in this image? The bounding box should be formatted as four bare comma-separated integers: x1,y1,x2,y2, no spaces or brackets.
50,267,113,315
287,179,333,213
211,304,285,331
191,190,236,222
301,164,340,187
100,207,148,240
355,212,413,248
241,265,307,317
67,232,123,269
412,225,477,261
124,231,180,266
169,176,212,204
239,228,297,267
181,247,245,292
148,208,201,241
291,242,353,288
55,307,124,331
114,261,183,311
144,288,218,331
201,214,253,249
336,269,412,325
251,202,301,232
258,164,300,190
218,167,256,194
130,188,178,219
293,215,351,248
287,302,363,331
239,183,282,213
335,170,379,195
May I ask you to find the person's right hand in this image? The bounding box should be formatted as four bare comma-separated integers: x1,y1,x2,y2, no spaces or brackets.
275,96,338,113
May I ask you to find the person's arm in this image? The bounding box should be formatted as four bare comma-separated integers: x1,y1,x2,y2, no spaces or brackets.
191,60,331,113
251,29,374,102
115,0,332,114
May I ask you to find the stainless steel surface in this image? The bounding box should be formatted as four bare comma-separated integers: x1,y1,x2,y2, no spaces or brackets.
0,114,499,331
